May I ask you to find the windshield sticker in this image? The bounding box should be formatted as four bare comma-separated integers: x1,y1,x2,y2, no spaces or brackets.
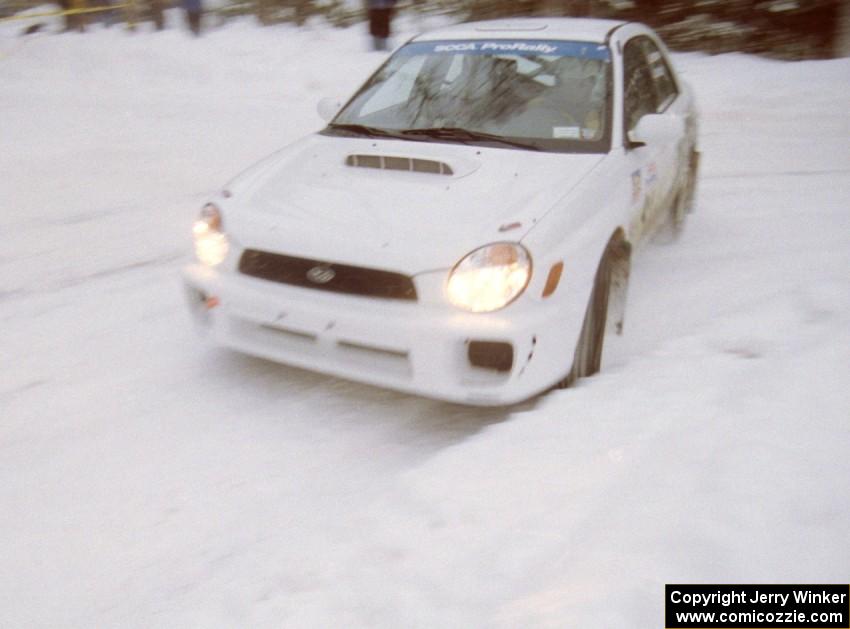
553,126,581,140
399,40,611,60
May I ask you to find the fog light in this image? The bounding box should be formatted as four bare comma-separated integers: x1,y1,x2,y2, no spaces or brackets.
468,341,514,372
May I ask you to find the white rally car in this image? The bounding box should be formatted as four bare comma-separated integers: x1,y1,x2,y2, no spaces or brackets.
183,18,699,406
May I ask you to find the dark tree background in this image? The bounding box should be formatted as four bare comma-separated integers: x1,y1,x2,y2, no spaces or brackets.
436,0,845,59
2,0,844,58
250,0,846,59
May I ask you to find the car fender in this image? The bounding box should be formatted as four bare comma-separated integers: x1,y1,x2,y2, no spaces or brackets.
519,152,633,364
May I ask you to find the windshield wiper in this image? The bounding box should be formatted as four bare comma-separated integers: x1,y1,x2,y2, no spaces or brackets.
326,123,406,140
398,127,541,151
328,124,542,151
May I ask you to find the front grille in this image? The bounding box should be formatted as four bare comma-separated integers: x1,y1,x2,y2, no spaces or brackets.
238,249,417,301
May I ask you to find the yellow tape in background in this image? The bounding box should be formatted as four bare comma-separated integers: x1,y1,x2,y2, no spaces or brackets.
0,2,137,61
0,5,132,23
0,0,143,35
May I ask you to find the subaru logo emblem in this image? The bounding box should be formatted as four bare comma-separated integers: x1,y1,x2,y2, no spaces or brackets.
307,265,335,284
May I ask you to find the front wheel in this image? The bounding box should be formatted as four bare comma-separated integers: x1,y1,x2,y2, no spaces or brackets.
556,235,631,389
556,252,613,388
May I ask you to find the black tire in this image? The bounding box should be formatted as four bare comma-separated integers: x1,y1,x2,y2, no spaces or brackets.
663,150,699,241
556,249,613,388
683,149,700,215
668,188,687,239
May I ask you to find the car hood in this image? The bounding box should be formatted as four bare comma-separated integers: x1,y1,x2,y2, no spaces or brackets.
224,134,604,274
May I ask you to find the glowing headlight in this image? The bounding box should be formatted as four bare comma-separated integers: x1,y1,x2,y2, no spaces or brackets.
193,203,229,267
447,243,532,313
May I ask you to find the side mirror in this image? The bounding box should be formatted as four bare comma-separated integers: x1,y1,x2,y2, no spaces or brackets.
628,113,684,148
317,97,343,123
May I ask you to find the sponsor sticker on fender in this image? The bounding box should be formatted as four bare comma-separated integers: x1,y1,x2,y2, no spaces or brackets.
631,170,643,205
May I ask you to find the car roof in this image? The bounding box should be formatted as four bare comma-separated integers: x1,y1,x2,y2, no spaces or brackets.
411,17,627,45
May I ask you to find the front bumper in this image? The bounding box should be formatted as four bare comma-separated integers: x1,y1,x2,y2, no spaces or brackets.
182,263,568,406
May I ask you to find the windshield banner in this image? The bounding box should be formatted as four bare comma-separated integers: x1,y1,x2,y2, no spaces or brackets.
398,39,611,60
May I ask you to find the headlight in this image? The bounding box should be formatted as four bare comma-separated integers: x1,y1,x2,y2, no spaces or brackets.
446,243,532,312
193,203,229,267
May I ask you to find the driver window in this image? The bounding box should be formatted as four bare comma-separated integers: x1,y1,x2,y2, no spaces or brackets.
623,37,658,132
640,38,678,110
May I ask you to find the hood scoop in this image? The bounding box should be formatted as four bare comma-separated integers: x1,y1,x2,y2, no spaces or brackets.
345,154,454,176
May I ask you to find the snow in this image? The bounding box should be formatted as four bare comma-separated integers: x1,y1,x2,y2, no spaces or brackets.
2,15,849,628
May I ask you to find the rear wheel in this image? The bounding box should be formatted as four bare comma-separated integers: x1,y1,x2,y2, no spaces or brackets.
653,151,699,244
661,149,699,241
668,188,687,238
683,149,700,215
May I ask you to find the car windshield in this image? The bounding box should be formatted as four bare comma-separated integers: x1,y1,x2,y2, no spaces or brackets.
326,39,612,153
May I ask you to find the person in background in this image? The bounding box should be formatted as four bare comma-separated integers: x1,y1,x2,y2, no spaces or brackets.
183,0,202,35
149,0,165,30
58,0,86,32
367,0,396,51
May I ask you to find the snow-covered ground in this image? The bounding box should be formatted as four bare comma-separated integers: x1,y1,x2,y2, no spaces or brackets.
1,14,849,628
